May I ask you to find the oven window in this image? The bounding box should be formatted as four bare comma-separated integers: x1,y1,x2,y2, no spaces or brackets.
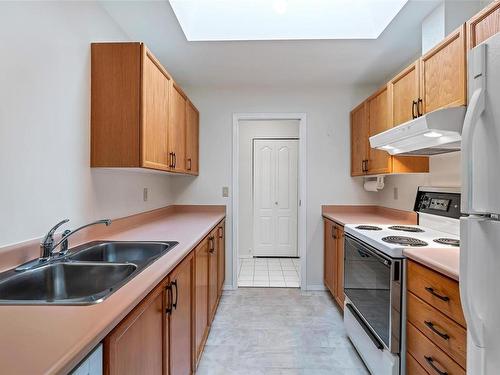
344,235,391,348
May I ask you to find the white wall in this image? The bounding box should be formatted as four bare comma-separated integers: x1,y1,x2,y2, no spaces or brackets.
0,2,174,246
172,87,376,289
376,152,461,211
238,120,300,258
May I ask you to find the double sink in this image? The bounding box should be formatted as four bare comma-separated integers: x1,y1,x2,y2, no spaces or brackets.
0,241,178,305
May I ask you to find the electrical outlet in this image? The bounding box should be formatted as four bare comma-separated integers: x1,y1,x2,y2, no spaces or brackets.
393,187,399,200
222,186,229,197
143,187,149,202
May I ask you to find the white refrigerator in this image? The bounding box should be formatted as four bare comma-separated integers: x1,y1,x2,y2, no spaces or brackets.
460,32,500,374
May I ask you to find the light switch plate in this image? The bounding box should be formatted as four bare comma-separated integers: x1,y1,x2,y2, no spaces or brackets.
222,186,229,197
143,187,149,202
393,187,398,200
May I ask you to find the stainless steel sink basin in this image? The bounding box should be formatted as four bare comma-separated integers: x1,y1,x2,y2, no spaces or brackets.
0,240,178,305
0,263,137,304
68,241,177,267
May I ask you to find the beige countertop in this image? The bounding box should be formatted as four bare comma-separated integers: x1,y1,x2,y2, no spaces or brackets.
322,205,417,226
0,205,226,374
404,247,460,281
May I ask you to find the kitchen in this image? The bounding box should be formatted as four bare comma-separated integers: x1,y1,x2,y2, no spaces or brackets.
0,0,499,374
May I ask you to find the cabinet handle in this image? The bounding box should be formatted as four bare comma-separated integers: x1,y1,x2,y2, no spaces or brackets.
412,100,417,119
168,152,174,168
417,98,423,117
165,284,173,314
424,356,448,375
331,225,337,239
218,226,223,239
208,236,215,253
425,287,450,301
173,152,177,168
171,280,178,310
187,158,192,171
424,321,450,340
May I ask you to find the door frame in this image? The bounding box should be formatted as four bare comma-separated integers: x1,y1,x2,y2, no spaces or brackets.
232,113,307,290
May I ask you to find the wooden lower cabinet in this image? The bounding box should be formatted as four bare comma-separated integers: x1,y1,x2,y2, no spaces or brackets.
167,253,193,375
104,219,225,375
323,218,345,310
194,237,210,365
407,260,466,375
217,222,225,298
104,283,165,375
208,230,218,322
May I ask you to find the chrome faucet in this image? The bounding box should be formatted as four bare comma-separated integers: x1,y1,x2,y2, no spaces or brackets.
40,219,112,260
15,219,112,272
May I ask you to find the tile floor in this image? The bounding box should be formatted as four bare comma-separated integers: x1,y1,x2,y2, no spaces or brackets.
238,258,301,288
197,288,369,375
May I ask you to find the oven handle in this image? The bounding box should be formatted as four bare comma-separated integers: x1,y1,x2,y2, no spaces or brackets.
346,303,384,351
345,233,392,266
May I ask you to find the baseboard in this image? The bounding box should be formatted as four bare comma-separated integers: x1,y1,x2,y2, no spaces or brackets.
222,284,235,291
305,284,327,291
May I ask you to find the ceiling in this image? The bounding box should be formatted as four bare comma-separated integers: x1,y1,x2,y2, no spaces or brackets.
101,0,441,89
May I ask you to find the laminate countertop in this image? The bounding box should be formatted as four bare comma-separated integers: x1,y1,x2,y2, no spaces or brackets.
0,205,226,374
322,205,417,226
404,247,460,281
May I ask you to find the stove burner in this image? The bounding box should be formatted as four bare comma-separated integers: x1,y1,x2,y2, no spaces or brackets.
434,238,460,247
388,225,424,233
355,225,382,231
382,236,428,247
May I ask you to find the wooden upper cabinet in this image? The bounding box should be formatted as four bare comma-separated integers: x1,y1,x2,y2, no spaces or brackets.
388,61,420,126
467,1,500,49
186,100,200,175
142,47,171,171
350,102,369,176
367,86,391,175
91,42,199,175
168,82,187,172
420,24,467,114
104,284,164,375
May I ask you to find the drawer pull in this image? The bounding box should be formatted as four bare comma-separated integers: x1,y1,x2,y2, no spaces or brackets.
424,321,450,340
425,287,450,301
424,356,448,375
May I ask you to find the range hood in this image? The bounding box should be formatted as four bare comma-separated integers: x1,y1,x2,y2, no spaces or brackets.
369,106,466,156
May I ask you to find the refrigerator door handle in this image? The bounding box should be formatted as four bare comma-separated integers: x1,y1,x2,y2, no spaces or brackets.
459,217,485,348
462,44,486,213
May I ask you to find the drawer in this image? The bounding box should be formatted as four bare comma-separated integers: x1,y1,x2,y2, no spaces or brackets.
407,322,465,375
407,292,466,368
407,352,429,375
407,260,465,326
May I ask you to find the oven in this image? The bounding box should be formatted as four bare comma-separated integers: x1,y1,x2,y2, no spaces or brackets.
343,233,403,354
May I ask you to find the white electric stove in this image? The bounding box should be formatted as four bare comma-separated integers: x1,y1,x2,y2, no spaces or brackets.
342,187,461,375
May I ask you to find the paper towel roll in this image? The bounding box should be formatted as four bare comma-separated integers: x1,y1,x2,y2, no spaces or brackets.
364,180,380,192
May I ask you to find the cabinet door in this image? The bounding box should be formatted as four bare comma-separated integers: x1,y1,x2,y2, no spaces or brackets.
420,25,467,114
168,254,193,375
367,86,391,175
335,227,345,309
142,46,171,171
186,100,199,175
168,82,187,172
208,230,219,322
194,238,209,364
104,285,164,375
467,1,500,49
217,222,225,297
323,220,336,296
350,103,368,176
389,61,420,126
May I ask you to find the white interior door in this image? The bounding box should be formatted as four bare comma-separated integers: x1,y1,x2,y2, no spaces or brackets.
253,139,298,257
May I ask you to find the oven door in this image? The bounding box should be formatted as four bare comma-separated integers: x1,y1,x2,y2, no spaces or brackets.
344,234,402,353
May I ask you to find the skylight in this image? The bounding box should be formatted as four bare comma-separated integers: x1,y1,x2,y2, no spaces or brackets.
169,0,408,41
